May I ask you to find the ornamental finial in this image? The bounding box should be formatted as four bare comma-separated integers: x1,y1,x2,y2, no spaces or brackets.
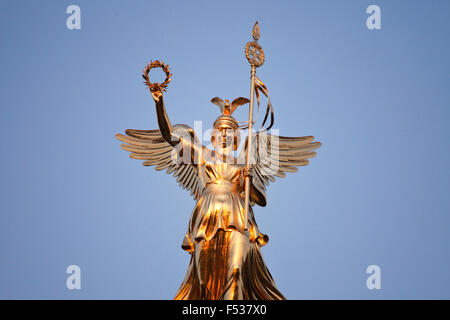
252,21,260,41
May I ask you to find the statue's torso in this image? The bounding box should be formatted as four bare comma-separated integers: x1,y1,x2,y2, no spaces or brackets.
199,160,245,197
182,159,268,252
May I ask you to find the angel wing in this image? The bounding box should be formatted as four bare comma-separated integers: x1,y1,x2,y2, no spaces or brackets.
116,124,205,201
238,130,321,192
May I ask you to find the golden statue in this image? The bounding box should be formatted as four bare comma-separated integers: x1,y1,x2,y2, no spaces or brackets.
116,22,321,300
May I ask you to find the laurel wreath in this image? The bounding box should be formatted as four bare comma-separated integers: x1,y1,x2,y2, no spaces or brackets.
142,60,172,92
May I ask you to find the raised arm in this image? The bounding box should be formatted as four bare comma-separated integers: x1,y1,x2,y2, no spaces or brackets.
150,90,213,166
151,91,179,147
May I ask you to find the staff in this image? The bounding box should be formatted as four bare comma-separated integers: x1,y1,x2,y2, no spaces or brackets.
243,22,265,230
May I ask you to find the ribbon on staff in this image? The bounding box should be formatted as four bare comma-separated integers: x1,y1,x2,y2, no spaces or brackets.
237,76,274,131
255,76,274,131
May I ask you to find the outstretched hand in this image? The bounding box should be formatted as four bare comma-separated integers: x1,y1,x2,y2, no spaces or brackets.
151,90,163,102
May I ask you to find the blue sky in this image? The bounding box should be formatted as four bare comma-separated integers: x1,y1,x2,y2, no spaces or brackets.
0,0,449,299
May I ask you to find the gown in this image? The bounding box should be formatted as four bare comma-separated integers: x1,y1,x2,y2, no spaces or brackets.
174,158,286,300
117,96,320,300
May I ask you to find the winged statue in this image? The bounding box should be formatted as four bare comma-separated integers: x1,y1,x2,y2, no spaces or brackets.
116,87,321,299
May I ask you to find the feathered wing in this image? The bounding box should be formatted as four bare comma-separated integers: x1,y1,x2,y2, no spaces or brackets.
210,97,225,114
230,97,250,114
238,130,321,193
116,124,205,201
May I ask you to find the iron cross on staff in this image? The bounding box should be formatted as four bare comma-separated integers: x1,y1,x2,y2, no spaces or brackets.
243,21,265,230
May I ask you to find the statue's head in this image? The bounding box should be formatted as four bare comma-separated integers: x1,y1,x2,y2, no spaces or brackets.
210,97,249,155
211,114,240,154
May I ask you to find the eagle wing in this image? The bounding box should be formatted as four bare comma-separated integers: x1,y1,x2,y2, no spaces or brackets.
210,97,226,114
230,97,250,114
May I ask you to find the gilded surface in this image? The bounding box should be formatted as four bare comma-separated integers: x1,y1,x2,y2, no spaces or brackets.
115,22,321,300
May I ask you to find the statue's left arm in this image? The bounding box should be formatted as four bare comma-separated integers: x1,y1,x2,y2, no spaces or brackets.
238,130,321,206
243,167,267,207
